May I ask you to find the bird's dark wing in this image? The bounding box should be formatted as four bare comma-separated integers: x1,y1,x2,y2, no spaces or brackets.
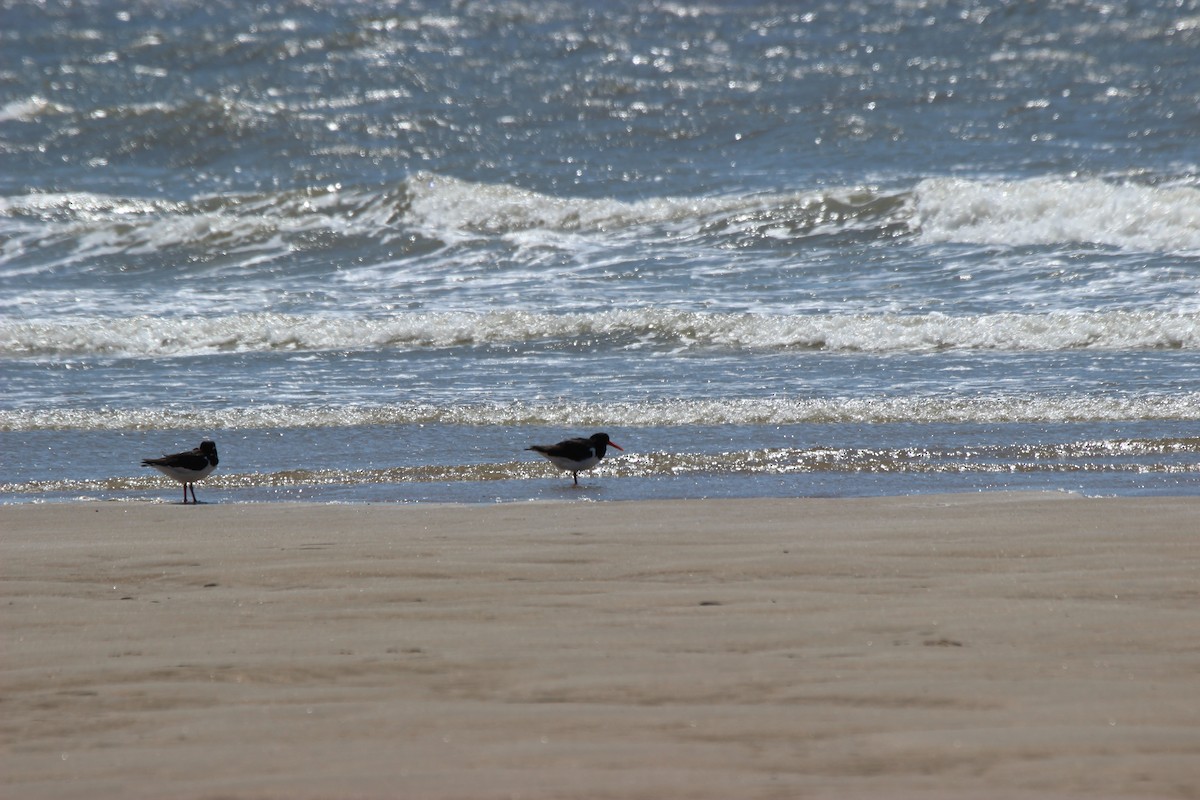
142,448,209,470
542,438,594,460
527,438,594,459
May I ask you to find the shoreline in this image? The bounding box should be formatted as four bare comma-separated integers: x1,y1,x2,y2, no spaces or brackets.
4,493,1198,799
5,483,1200,507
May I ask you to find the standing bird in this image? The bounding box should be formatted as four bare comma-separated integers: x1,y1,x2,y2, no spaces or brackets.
527,432,623,485
141,440,219,504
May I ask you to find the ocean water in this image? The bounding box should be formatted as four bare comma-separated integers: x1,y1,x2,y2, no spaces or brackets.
2,0,1198,504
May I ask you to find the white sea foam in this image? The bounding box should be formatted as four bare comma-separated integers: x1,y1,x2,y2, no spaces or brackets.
2,309,1195,359
914,177,1200,253
0,95,71,122
398,173,1200,255
5,175,1195,281
404,171,905,242
3,393,1198,433
0,186,405,267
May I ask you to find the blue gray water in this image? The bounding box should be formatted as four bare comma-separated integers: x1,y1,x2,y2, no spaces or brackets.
2,0,1198,503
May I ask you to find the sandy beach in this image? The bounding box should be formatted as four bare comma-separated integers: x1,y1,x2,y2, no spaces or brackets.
3,493,1198,799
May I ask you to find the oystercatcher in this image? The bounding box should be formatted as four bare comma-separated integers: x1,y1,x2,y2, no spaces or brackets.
526,432,623,485
141,440,219,504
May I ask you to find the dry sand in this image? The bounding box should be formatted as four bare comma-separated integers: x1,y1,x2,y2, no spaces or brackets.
2,493,1198,800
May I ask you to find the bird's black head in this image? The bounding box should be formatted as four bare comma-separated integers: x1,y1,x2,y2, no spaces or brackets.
199,439,218,464
590,433,623,452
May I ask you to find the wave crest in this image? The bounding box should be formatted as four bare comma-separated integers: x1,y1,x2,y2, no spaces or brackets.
4,394,1198,432
405,172,909,244
5,175,1197,278
914,177,1200,253
2,309,1195,359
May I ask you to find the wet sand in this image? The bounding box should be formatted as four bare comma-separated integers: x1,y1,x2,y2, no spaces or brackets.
3,493,1198,799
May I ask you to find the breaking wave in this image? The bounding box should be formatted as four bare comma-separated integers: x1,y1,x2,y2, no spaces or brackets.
4,394,1198,432
4,174,1198,276
914,177,1200,253
2,309,1195,359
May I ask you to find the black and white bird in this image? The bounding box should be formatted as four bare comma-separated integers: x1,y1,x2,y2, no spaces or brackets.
526,432,623,485
141,440,219,504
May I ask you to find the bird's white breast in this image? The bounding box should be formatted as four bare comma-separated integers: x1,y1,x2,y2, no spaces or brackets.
546,453,601,472
149,462,216,484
